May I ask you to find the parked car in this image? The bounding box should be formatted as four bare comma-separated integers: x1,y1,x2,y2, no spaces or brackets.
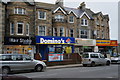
0,54,47,74
82,52,111,67
111,55,120,63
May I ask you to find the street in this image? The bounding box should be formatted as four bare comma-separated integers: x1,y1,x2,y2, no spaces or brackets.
13,64,119,79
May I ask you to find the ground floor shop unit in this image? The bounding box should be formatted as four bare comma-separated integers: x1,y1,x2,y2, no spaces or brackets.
3,36,36,58
36,36,75,62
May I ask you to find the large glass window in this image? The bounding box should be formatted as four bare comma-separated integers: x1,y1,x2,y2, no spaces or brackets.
38,25,46,36
38,11,46,20
14,8,25,14
17,22,24,35
10,22,14,35
60,27,64,36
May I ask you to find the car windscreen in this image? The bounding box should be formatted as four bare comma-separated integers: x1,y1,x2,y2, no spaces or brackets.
82,54,89,58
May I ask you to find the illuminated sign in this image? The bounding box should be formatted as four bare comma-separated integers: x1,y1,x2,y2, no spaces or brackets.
36,36,75,44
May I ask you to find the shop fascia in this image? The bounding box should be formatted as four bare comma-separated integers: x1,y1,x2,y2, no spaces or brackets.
36,36,75,44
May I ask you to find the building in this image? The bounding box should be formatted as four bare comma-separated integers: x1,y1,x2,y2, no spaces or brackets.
1,0,111,63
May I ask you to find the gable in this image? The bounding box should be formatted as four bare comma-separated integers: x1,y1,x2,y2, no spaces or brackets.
80,12,91,19
68,10,78,17
53,7,67,15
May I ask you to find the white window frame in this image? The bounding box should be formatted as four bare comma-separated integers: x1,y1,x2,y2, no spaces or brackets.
70,29,74,37
10,22,14,35
38,25,46,36
59,27,64,37
38,11,46,20
17,22,24,35
26,23,29,36
80,29,88,38
53,27,57,36
81,19,88,26
69,16,74,23
14,8,25,14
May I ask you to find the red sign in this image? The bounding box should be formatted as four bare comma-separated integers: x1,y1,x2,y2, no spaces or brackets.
110,40,118,46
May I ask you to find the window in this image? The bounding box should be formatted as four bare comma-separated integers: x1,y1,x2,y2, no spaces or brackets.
81,30,88,38
38,11,46,20
69,16,74,23
38,25,46,36
70,29,74,37
26,23,29,36
54,15,64,22
60,27,64,36
10,22,14,35
81,19,88,26
90,54,99,58
53,28,57,36
14,8,25,14
1,55,12,61
83,54,89,58
17,22,24,35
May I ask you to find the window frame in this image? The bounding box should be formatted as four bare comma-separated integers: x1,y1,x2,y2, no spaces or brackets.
10,22,14,35
38,11,46,20
81,19,88,26
69,16,74,23
59,27,64,37
14,8,25,15
38,25,46,36
70,29,74,37
80,29,88,38
17,22,24,35
26,23,29,36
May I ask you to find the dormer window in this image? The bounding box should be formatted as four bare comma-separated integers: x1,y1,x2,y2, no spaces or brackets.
69,16,74,23
81,19,88,26
14,8,25,14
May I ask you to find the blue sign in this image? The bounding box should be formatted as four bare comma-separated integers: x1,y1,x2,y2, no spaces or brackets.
36,36,75,44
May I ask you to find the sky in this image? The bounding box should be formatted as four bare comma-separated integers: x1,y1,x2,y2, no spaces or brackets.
35,0,119,42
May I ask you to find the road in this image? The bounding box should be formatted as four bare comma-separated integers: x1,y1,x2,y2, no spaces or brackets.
14,64,119,79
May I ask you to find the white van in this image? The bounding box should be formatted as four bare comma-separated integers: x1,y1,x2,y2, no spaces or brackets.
82,52,111,67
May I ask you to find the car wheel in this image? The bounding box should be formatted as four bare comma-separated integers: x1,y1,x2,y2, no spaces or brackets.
91,62,95,67
35,65,43,72
2,67,10,75
106,61,110,66
83,64,87,67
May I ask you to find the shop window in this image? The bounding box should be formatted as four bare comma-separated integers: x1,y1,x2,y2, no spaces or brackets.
60,27,64,36
10,22,14,35
17,22,24,35
38,11,46,20
69,16,74,23
14,8,25,14
38,25,46,36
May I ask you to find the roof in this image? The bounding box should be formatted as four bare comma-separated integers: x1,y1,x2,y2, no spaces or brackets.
2,0,35,5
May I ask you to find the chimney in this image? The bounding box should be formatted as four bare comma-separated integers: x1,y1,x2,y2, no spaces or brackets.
78,2,86,10
55,0,63,7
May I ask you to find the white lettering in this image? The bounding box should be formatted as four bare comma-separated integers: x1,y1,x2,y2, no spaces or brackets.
40,38,65,44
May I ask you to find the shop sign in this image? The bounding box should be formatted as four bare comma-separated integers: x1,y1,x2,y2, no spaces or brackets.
4,37,35,45
48,53,63,61
36,36,75,44
75,38,96,46
110,40,118,46
96,40,110,46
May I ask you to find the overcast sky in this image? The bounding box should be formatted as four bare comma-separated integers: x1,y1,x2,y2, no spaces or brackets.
35,0,119,41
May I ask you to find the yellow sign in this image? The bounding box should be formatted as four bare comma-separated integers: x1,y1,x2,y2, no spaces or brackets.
65,47,72,54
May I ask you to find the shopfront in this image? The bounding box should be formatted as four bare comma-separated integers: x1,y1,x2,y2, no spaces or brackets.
36,36,75,62
75,38,96,54
96,39,118,57
4,37,35,58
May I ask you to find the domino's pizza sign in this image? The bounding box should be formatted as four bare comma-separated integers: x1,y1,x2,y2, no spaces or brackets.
36,36,75,44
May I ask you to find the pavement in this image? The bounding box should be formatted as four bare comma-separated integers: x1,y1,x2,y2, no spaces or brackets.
47,64,83,69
